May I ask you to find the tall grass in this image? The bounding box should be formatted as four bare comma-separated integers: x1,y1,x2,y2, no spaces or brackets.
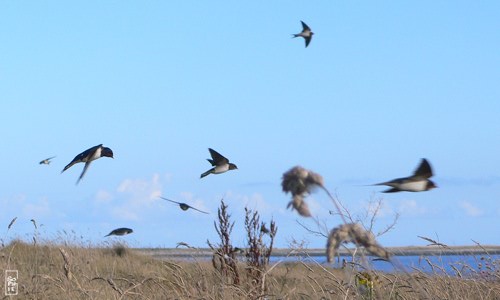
1,239,499,299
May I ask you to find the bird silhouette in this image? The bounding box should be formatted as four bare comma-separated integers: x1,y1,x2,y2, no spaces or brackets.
62,144,113,184
160,197,209,214
105,227,133,237
39,156,56,165
373,158,437,193
293,21,314,47
200,148,237,178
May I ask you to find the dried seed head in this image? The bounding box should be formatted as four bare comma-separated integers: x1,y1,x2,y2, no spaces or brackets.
326,223,390,262
30,219,37,230
282,166,324,196
287,195,312,217
7,217,17,230
282,166,324,218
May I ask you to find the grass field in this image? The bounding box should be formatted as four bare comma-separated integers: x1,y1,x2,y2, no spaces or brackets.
1,240,499,299
1,196,499,299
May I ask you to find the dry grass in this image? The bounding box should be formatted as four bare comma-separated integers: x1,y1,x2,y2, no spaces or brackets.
1,240,499,299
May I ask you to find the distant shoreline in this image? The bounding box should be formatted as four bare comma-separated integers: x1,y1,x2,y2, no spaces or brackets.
135,245,500,259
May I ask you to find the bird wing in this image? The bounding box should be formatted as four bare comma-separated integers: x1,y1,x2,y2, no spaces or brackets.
412,158,433,179
190,205,209,214
208,148,229,165
160,197,182,205
301,21,311,32
382,187,400,193
373,177,406,187
62,145,101,173
304,36,312,47
76,161,92,184
40,156,56,164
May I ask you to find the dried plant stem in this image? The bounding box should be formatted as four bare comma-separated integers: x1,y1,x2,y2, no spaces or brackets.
7,217,17,230
260,260,282,295
327,223,390,262
119,278,153,300
320,186,347,225
59,248,72,281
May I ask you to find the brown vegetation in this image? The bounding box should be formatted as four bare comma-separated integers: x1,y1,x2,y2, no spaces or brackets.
1,240,499,299
1,192,498,299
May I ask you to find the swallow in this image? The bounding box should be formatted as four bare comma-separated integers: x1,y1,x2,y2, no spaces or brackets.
160,197,209,214
293,21,314,48
61,144,113,184
373,158,437,193
105,228,133,237
39,156,56,165
200,148,238,178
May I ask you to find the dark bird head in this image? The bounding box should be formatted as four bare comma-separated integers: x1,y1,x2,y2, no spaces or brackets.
229,163,238,170
102,147,114,158
426,180,438,191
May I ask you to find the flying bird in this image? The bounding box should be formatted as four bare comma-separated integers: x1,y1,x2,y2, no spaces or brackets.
39,156,56,165
105,228,133,237
293,21,314,47
373,158,437,193
160,197,209,214
61,144,113,184
200,148,238,178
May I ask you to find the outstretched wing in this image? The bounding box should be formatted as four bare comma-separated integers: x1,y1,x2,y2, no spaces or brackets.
301,21,311,32
208,148,229,165
39,156,56,164
160,197,181,205
304,36,312,47
413,158,433,178
76,161,92,184
189,205,209,214
382,187,400,193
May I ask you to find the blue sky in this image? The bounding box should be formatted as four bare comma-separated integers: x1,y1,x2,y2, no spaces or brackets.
1,1,499,249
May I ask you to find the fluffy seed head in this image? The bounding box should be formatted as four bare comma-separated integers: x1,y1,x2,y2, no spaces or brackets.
282,166,324,196
286,195,312,217
326,223,390,262
282,166,324,217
